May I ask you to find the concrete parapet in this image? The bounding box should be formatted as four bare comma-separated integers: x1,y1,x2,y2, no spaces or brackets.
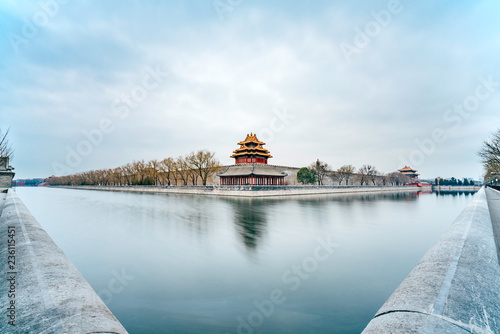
0,157,15,188
0,171,14,188
0,189,128,333
362,187,500,333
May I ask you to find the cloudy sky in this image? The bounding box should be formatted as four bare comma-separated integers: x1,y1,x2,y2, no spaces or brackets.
1,0,499,180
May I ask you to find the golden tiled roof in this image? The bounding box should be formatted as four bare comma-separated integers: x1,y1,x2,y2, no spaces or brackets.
398,166,417,172
237,133,266,146
231,151,273,158
230,133,273,159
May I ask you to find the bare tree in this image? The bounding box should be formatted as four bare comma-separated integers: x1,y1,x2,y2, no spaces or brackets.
380,173,390,186
387,172,410,185
46,149,216,187
0,128,14,160
176,156,189,185
122,164,134,185
131,160,147,184
388,172,399,185
170,160,179,185
358,165,378,186
485,162,500,183
160,157,175,186
148,159,161,185
479,129,500,181
188,169,198,185
358,166,368,186
368,165,379,185
111,167,123,185
98,169,110,186
337,165,355,185
310,159,330,185
399,174,410,185
187,150,220,186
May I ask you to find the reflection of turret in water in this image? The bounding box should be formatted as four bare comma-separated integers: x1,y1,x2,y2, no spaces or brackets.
224,198,274,252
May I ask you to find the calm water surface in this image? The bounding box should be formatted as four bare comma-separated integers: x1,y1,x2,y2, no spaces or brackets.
15,188,476,334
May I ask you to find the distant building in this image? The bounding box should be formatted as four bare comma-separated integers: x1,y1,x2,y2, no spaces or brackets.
13,178,46,187
218,133,287,185
398,166,419,182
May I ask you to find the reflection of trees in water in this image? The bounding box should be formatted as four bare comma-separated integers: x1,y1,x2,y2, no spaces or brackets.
223,190,479,252
291,191,420,207
224,198,277,252
168,195,219,236
221,190,478,254
224,192,425,252
434,191,477,197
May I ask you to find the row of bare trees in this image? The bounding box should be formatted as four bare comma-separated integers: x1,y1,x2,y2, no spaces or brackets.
478,129,500,183
302,160,410,186
47,150,220,187
0,128,14,161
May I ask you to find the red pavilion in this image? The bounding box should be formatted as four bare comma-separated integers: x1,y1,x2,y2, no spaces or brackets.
398,166,420,181
219,133,286,186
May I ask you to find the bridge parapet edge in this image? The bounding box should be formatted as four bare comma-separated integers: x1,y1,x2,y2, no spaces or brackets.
362,187,500,333
0,189,128,333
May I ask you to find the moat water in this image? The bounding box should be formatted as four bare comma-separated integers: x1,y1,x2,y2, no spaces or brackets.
15,187,476,334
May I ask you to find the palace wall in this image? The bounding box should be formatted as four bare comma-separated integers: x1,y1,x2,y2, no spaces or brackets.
167,166,419,187
210,165,301,186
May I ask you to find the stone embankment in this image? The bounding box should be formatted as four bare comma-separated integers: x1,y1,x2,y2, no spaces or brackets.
362,187,500,333
58,184,431,197
0,189,128,333
432,185,482,192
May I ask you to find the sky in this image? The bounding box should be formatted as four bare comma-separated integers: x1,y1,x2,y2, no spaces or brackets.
1,0,500,180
